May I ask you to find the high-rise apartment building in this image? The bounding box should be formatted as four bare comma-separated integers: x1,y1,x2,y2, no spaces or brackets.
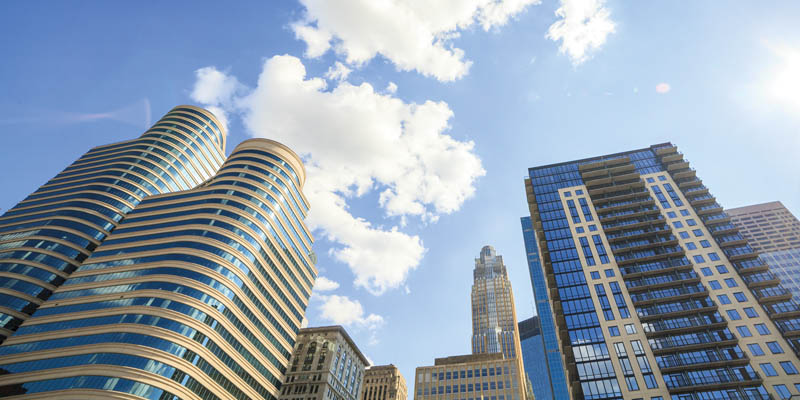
728,202,800,302
518,317,552,400
362,364,407,400
525,143,800,400
280,326,368,400
520,217,570,399
0,105,227,343
0,106,316,400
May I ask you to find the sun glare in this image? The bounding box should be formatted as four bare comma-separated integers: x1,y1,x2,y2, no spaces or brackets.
768,45,800,111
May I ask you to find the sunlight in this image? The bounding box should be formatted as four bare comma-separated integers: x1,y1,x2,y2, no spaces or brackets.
768,44,800,111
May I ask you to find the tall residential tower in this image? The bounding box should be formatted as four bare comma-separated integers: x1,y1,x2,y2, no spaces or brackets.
525,143,800,400
0,107,316,400
728,201,800,302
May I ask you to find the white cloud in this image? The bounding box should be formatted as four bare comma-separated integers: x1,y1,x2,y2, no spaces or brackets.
546,0,615,65
325,61,352,81
291,0,539,82
191,56,484,295
314,276,341,292
386,82,398,94
316,294,384,332
191,67,244,106
656,83,671,94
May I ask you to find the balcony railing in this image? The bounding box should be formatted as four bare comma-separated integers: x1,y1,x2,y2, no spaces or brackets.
619,257,692,277
656,346,748,370
663,366,761,390
642,313,725,335
630,283,706,304
636,298,715,319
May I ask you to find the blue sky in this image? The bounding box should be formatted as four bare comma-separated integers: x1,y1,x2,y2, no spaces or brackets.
2,0,800,390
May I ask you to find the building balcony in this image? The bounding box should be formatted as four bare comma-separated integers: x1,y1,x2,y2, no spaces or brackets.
715,234,748,248
671,167,697,180
742,271,781,289
695,203,724,216
664,367,762,394
631,284,708,306
625,271,700,293
602,216,666,233
683,185,709,195
610,235,678,253
724,246,758,261
701,212,731,225
677,177,703,190
666,160,690,171
754,287,793,304
636,299,717,321
733,259,770,274
590,188,650,205
708,223,738,235
656,346,750,374
655,145,679,156
764,301,800,319
589,180,645,197
615,246,685,266
606,225,671,243
595,196,655,213
688,194,716,206
598,205,660,223
619,258,693,278
776,319,800,337
649,329,737,355
643,313,727,337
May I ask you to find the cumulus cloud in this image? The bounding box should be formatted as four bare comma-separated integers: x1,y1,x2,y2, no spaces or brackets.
291,0,539,81
324,61,352,81
316,294,384,329
314,276,341,292
190,56,485,295
546,0,616,65
656,83,671,94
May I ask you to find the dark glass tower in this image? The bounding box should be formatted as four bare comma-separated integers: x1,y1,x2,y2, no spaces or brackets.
518,316,553,400
520,217,569,399
0,108,315,400
0,105,226,343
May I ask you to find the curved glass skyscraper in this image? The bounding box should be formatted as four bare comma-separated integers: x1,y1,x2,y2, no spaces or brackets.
0,108,315,400
0,105,226,343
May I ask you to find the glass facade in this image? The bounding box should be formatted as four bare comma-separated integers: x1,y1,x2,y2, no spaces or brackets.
519,217,569,399
0,106,225,343
518,316,553,400
0,109,314,400
525,143,800,400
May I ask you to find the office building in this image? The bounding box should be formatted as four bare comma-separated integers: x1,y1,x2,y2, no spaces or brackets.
362,364,407,400
280,326,368,400
414,246,528,400
471,246,522,358
0,107,316,400
0,105,226,343
520,217,570,399
518,317,552,400
729,202,800,302
413,353,525,400
525,143,800,400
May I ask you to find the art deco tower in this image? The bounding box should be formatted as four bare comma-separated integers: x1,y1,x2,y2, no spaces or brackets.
0,107,315,400
471,245,523,360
